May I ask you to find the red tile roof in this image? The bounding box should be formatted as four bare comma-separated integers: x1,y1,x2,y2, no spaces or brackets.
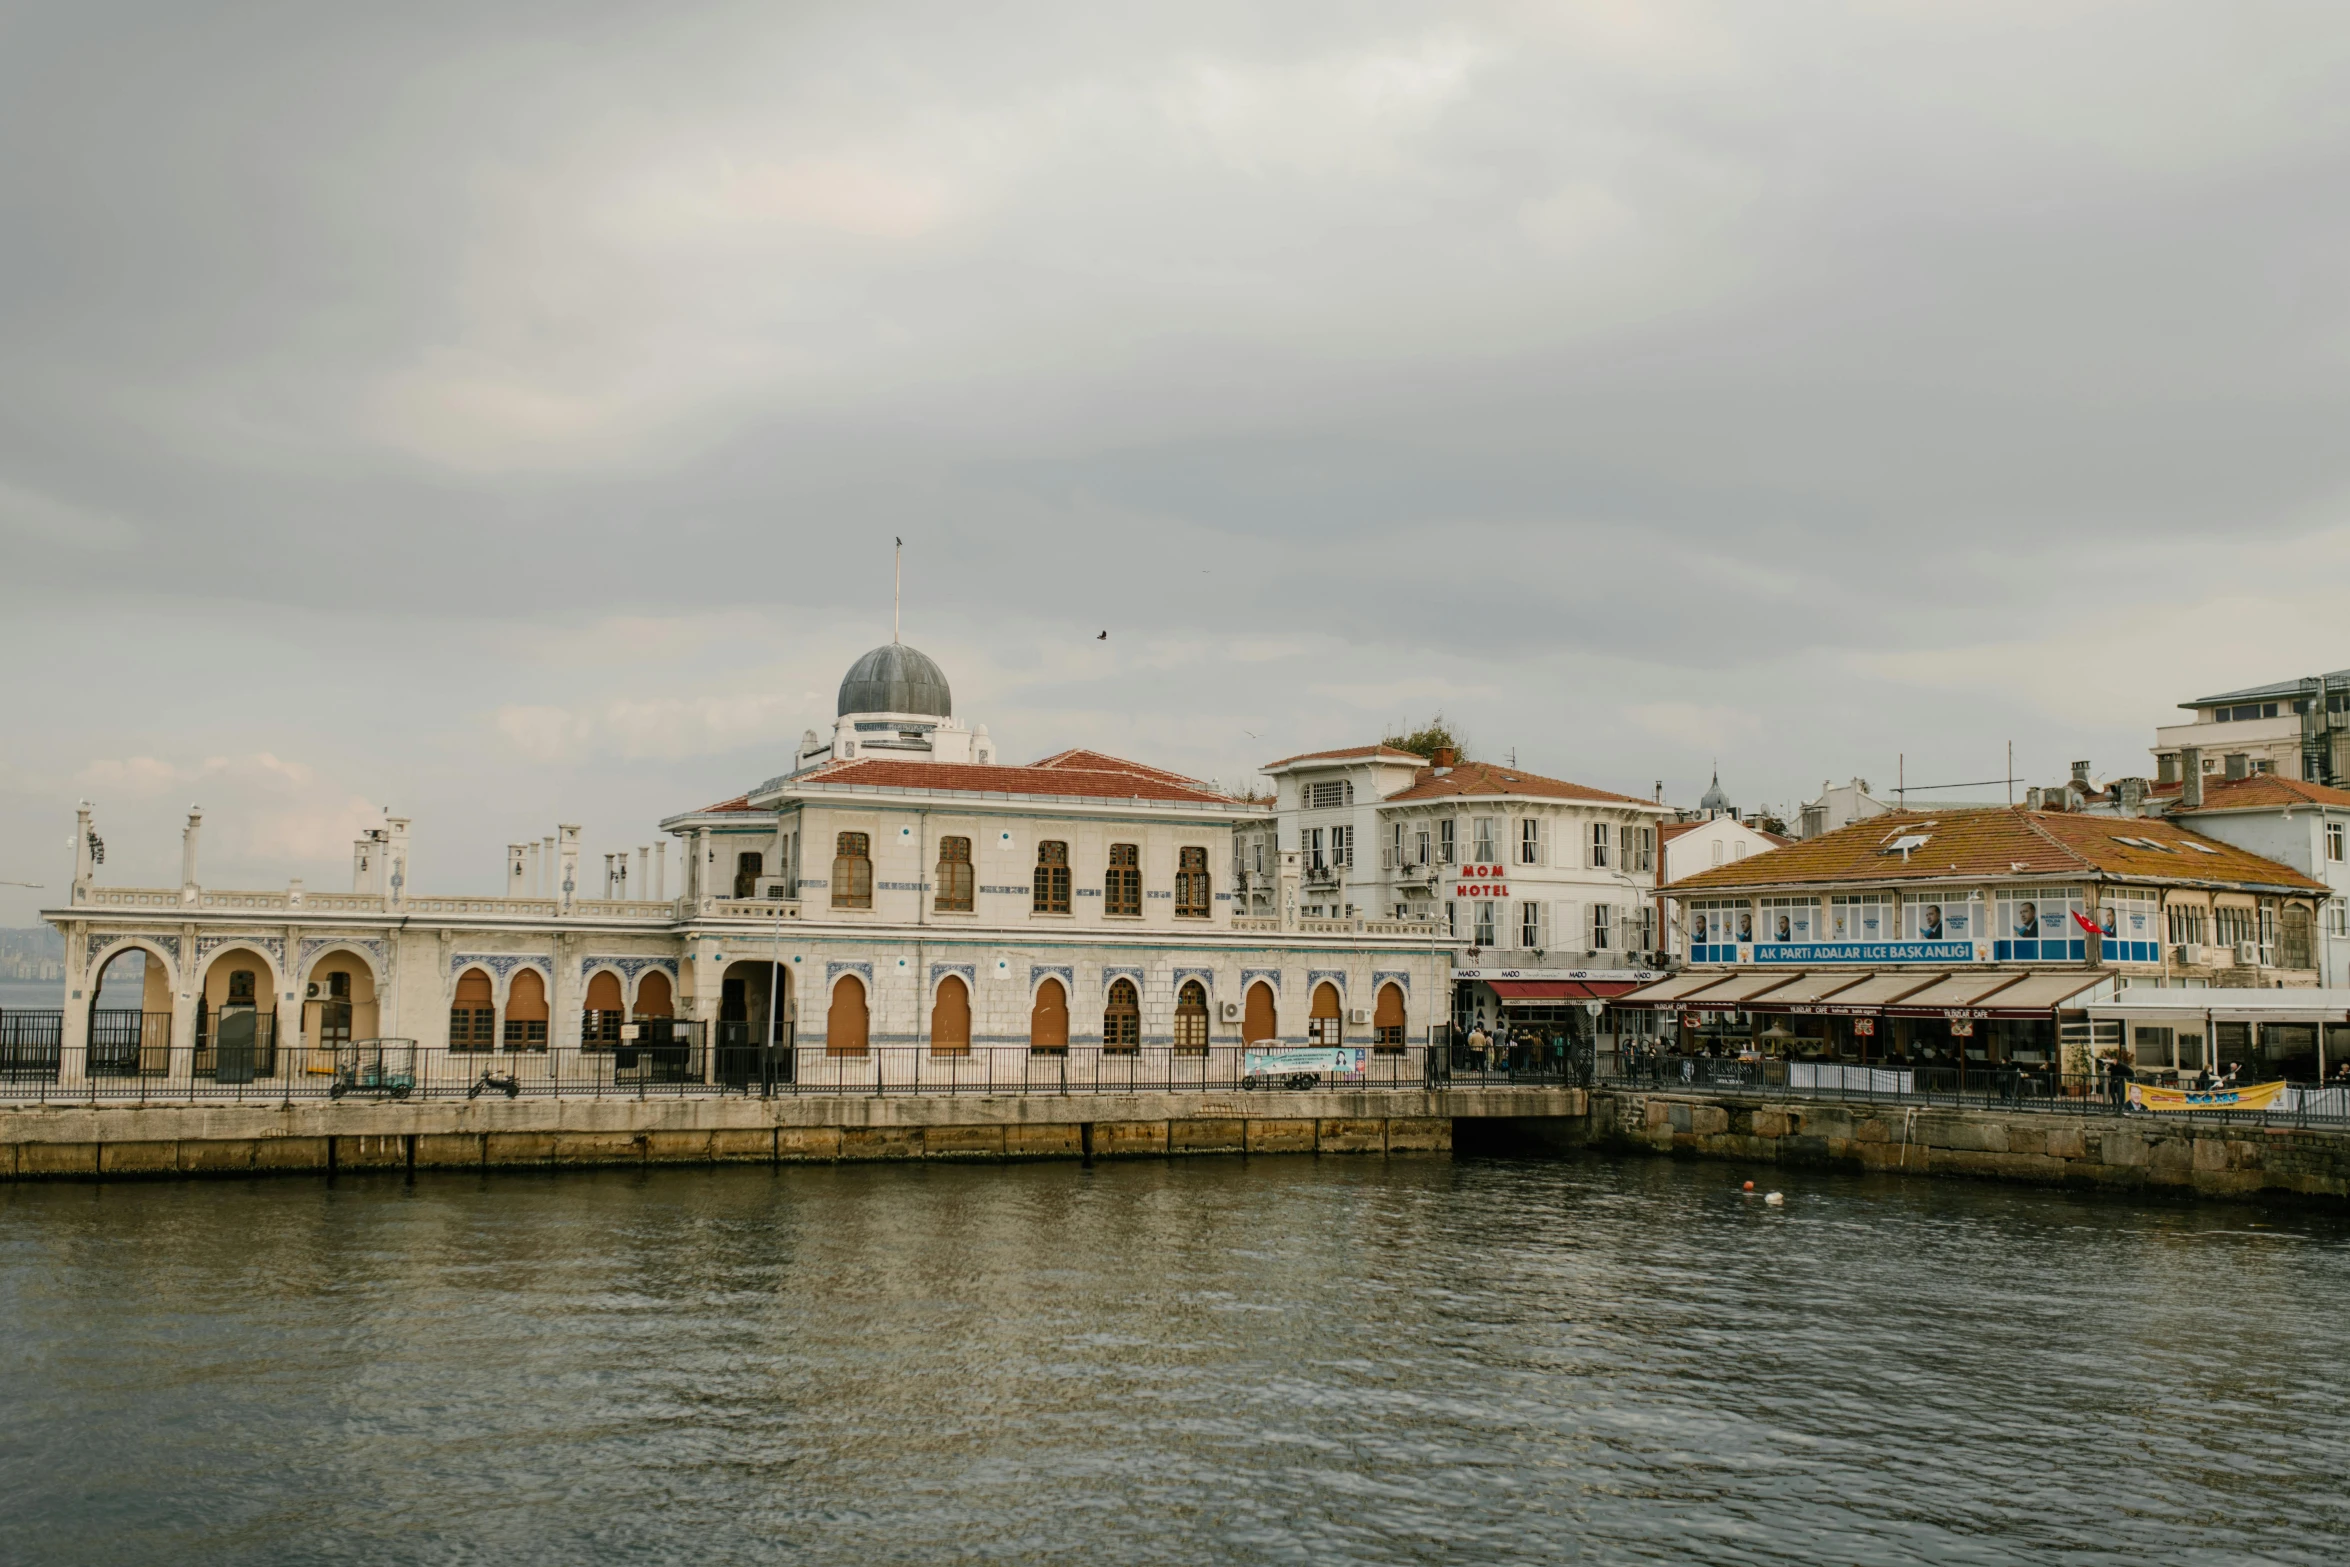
1382,758,1662,808
1669,806,2324,893
690,795,757,815
785,757,1241,806
2169,774,2350,812
1028,748,1212,789
1260,744,1428,770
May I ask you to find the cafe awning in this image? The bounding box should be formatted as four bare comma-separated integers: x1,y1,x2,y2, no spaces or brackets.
1743,972,1870,1012
1884,973,2031,1017
1969,971,2111,1017
1678,973,1799,1007
1613,972,1728,1008
2088,987,2350,1026
1785,971,1944,1014
1488,980,1586,1004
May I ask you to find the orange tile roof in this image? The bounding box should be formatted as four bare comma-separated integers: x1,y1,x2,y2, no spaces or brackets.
1260,744,1428,770
1382,758,1662,809
1658,822,1706,843
2170,774,2350,812
1668,806,2324,894
783,757,1242,806
1028,748,1212,789
690,795,757,815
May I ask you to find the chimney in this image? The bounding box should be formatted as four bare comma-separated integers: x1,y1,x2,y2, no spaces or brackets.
558,824,582,913
73,802,95,891
2025,786,2045,810
2181,747,2202,809
1654,780,1664,804
2224,752,2249,781
2071,759,2092,786
2118,777,2147,815
1432,746,1458,769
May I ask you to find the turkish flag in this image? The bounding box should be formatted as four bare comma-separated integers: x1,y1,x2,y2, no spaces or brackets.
2072,910,2102,937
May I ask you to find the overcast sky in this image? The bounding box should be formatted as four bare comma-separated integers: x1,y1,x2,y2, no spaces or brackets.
4,1,2349,921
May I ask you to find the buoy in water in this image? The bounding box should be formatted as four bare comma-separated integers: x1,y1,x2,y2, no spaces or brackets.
1742,1180,1755,1192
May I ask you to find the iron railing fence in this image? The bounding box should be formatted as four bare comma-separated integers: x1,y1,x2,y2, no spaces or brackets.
1597,1056,2350,1130
0,1025,1444,1105
0,1010,64,1079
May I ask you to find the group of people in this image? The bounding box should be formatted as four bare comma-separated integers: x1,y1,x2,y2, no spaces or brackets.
1459,1022,1570,1076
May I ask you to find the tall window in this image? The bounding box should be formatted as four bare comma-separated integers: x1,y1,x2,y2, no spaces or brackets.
1332,825,1353,868
1474,901,1496,946
1589,822,1611,868
1244,981,1277,1045
1438,819,1455,863
931,975,971,1056
1308,982,1342,1046
450,967,495,1051
734,852,763,899
1307,827,1325,870
2331,823,2345,863
1031,979,1069,1054
935,836,974,912
583,970,624,1044
1103,978,1141,1054
1176,847,1210,917
1472,817,1496,863
1174,980,1209,1055
1373,983,1406,1051
1591,902,1613,950
1105,843,1140,916
1521,901,1543,949
1519,818,1541,865
1414,827,1431,865
832,832,872,909
1034,841,1071,913
502,969,549,1051
826,975,869,1057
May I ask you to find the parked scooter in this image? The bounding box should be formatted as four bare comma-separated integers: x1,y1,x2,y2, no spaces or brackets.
467,1067,521,1100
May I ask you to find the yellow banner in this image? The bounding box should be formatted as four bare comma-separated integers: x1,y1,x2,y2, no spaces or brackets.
2128,1079,2289,1113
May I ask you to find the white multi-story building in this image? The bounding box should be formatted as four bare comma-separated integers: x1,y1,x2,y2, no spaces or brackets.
2168,773,2350,988
2153,668,2350,787
1260,745,1674,1034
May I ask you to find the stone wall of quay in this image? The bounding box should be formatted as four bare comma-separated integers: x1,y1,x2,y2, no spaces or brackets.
0,1088,1582,1180
1583,1091,2350,1204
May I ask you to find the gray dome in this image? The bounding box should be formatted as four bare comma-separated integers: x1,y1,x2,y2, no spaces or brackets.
1699,768,1731,811
838,643,952,718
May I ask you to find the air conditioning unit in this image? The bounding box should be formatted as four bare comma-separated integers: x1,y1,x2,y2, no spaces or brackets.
1218,1000,1242,1023
2175,943,2202,965
756,879,792,900
1346,1006,1370,1025
2236,941,2260,966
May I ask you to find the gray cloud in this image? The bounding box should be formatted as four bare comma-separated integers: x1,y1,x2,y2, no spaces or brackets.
5,2,2349,919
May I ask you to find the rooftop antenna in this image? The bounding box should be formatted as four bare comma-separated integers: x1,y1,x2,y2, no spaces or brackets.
893,536,903,644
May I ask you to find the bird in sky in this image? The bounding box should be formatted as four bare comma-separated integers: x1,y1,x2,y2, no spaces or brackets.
1097,630,1107,640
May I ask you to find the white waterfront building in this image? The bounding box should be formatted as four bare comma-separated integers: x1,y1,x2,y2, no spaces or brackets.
45,644,1449,1093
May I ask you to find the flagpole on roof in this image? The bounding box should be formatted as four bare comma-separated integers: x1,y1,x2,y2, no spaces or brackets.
893,536,902,644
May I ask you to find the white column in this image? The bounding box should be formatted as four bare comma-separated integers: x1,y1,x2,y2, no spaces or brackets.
180,807,203,900
655,842,667,901
557,825,581,915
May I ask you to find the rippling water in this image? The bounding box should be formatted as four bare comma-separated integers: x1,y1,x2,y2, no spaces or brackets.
3,1155,2346,1565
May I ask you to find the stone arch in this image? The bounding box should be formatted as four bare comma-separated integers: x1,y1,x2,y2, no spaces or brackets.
826,972,870,1057
88,939,174,1077
1174,979,1209,1056
1309,980,1343,1047
1243,980,1278,1046
197,943,283,1080
931,974,971,1056
1030,977,1069,1055
300,944,381,1065
297,940,382,995
504,968,550,1050
582,970,625,1048
580,962,630,1010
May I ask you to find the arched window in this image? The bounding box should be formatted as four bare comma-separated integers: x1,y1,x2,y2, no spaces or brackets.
1244,981,1278,1046
827,975,870,1057
1174,980,1209,1056
1030,978,1069,1054
935,836,974,912
1105,843,1140,916
832,833,873,909
1034,840,1070,914
1309,981,1342,1046
451,968,495,1052
634,970,674,1018
584,970,624,1046
734,852,764,899
1176,846,1210,918
932,975,971,1056
1103,978,1141,1054
504,969,550,1051
1373,982,1406,1052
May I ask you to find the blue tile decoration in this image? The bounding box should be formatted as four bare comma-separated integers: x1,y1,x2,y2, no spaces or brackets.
1240,967,1282,993
980,885,1028,896
826,960,875,987
1102,966,1145,994
878,881,925,891
1306,968,1348,998
929,963,976,991
1372,969,1411,996
86,932,182,973
1172,966,1214,995
1028,964,1073,994
452,953,553,987
196,935,285,976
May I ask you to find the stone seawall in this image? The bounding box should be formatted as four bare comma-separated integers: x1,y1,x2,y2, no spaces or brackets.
0,1088,1583,1180
1586,1091,2350,1203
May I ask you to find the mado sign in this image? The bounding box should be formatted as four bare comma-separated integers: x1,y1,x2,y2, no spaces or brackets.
1754,940,1976,964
